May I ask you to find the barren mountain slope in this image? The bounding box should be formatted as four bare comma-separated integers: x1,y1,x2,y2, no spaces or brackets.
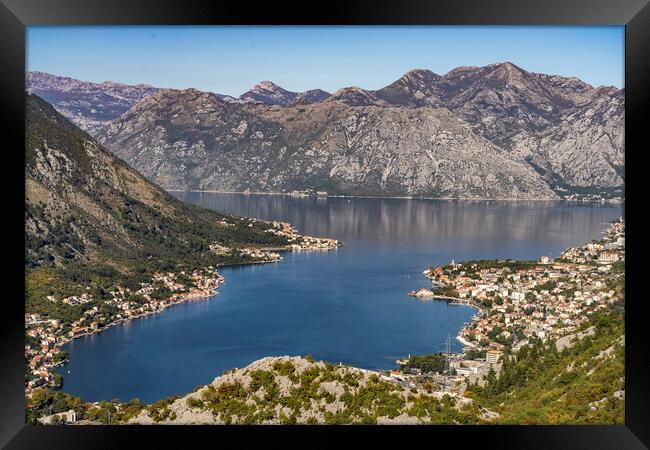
100,88,557,199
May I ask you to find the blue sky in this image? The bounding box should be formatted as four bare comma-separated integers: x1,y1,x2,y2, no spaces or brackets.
26,26,624,95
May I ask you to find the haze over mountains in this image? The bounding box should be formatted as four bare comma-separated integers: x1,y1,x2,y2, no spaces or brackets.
26,72,161,135
27,63,624,200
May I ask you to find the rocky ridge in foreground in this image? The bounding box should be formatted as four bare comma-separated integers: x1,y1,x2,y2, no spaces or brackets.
128,356,482,425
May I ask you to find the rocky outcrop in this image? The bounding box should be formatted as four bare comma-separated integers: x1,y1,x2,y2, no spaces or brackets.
326,86,385,107
293,89,332,105
127,356,476,425
374,69,444,107
240,81,331,106
514,88,624,194
240,81,299,105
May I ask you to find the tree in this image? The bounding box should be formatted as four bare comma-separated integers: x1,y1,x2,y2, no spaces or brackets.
51,393,70,413
30,389,52,411
50,414,66,425
400,353,447,374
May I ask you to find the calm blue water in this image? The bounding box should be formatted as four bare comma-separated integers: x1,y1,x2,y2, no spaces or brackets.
58,195,621,403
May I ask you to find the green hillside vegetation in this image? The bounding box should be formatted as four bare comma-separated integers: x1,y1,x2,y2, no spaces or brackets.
437,259,539,276
398,353,447,374
25,94,294,320
466,305,624,424
26,389,146,425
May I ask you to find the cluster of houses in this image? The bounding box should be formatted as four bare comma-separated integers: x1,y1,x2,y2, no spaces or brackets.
286,190,329,197
26,320,66,391
426,219,624,357
388,347,506,393
239,247,282,261
216,218,236,228
214,218,342,253
209,240,282,262
560,191,623,203
385,220,624,395
561,220,624,264
24,267,224,397
45,292,93,306
286,190,328,197
266,220,342,250
290,235,341,251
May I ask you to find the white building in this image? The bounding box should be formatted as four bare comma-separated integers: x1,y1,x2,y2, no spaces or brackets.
486,350,503,364
455,366,478,376
598,252,621,263
37,410,77,424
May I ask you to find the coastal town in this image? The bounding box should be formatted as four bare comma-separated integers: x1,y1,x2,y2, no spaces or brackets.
267,220,342,251
25,219,342,397
25,266,225,395
397,218,625,394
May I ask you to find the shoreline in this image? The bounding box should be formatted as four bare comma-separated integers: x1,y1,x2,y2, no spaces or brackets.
53,254,286,349
42,239,342,393
54,239,342,345
409,292,485,351
50,292,220,393
56,286,222,349
167,189,622,204
456,334,477,348
415,218,622,356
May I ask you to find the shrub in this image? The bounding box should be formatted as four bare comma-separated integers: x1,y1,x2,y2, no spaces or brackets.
272,361,296,377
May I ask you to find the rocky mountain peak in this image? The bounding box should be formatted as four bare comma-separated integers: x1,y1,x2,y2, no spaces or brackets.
327,86,380,106
240,81,297,106
151,87,227,103
401,68,439,82
251,80,286,93
27,71,85,90
292,89,332,105
443,65,481,79
483,61,531,84
374,69,443,106
491,61,521,71
26,72,161,134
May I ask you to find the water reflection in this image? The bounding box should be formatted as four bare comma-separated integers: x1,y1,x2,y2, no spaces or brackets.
175,193,620,255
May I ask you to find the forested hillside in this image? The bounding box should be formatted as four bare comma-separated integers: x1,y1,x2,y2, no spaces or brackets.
467,306,624,424
25,94,291,322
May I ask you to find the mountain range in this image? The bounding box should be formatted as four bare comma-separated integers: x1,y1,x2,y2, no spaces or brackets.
26,63,625,199
25,93,294,310
26,72,161,135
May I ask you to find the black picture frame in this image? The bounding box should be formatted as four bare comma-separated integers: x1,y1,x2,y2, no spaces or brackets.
1,0,648,448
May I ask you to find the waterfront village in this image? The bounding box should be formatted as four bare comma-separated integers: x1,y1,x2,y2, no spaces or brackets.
25,267,226,395
395,218,625,395
269,188,621,203
25,219,342,397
